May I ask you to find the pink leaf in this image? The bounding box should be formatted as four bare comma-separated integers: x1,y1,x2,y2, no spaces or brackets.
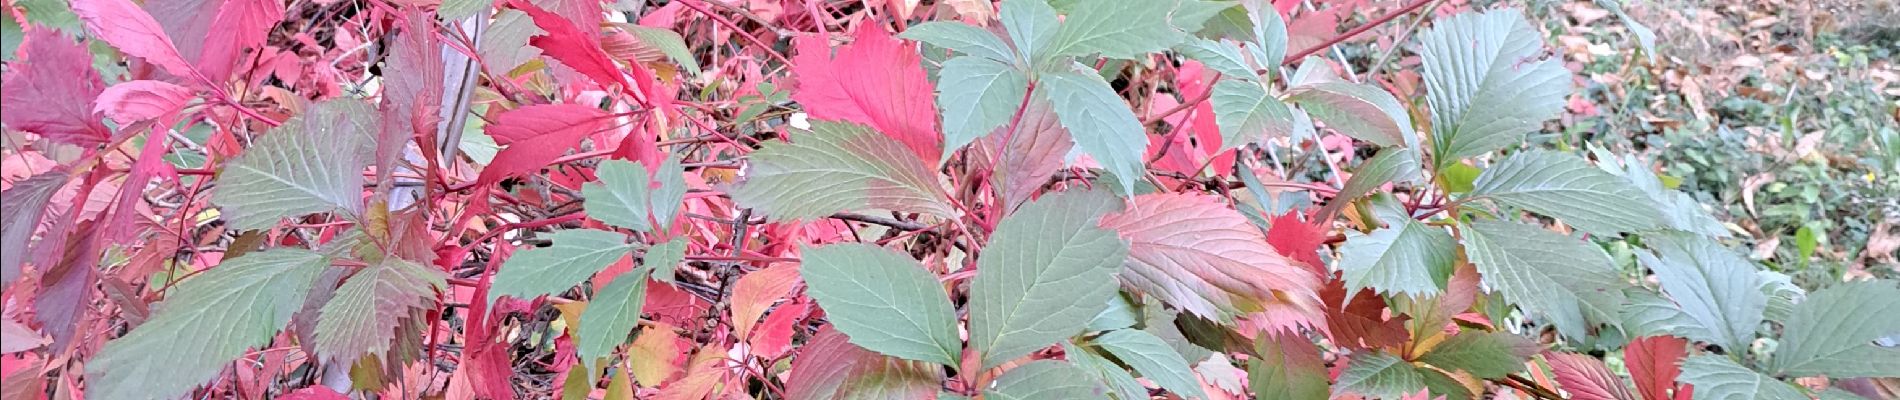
278,386,350,400
729,263,802,339
1265,210,1329,276
509,0,637,98
1626,335,1689,400
747,302,808,360
476,105,612,186
1546,351,1639,400
70,0,200,79
784,326,944,400
196,0,284,82
984,99,1073,211
1100,193,1324,329
103,133,177,244
94,80,195,124
791,27,941,162
1,31,110,146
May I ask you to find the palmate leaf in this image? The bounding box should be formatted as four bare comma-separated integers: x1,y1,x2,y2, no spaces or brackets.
1001,0,1060,62
970,190,1127,369
1638,233,1766,353
1047,0,1182,60
87,249,329,400
314,258,445,366
582,156,687,233
1099,193,1323,323
1467,151,1663,236
212,99,376,231
1286,81,1415,147
1415,331,1538,379
1210,79,1294,152
1419,9,1572,165
1678,355,1807,400
783,327,944,400
936,56,1030,161
1770,280,1900,378
983,360,1108,399
1040,64,1149,196
490,229,635,301
1334,351,1426,399
900,22,1015,63
576,238,686,376
1093,329,1208,399
729,120,955,221
799,243,961,366
1337,211,1457,298
1463,220,1628,339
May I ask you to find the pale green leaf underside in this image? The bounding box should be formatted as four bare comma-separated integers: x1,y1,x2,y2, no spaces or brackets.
938,56,1030,162
1286,81,1414,148
1620,288,1706,338
984,360,1108,400
901,22,1016,63
213,100,375,230
1211,79,1294,152
314,258,444,366
729,121,955,221
1419,8,1572,164
1338,217,1456,297
1040,66,1148,197
1638,233,1766,353
87,250,329,400
1771,280,1900,378
1001,0,1060,62
1467,151,1663,236
1678,355,1808,400
1463,220,1627,339
972,190,1126,369
1048,0,1182,60
799,243,962,366
1094,329,1208,399
1334,351,1426,399
491,229,634,301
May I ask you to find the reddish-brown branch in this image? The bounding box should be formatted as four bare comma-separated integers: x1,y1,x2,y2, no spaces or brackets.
1282,0,1439,64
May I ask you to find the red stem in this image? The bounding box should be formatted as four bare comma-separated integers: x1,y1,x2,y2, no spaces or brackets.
1282,0,1439,65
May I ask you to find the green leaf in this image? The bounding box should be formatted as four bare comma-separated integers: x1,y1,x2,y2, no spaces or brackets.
1286,81,1415,147
1770,280,1900,378
799,244,961,366
1001,0,1060,62
729,121,956,221
86,250,329,400
1620,288,1702,338
583,156,687,232
1318,148,1420,219
1249,330,1328,400
645,237,687,283
1,9,21,61
577,274,649,375
983,360,1107,399
1338,213,1457,297
1063,341,1149,400
616,24,701,75
1678,355,1808,400
1088,293,1141,332
1167,0,1234,34
15,0,80,35
1462,220,1628,339
901,22,1016,63
937,56,1031,161
213,100,376,230
1334,351,1427,399
1637,233,1766,353
481,10,545,74
437,0,489,20
1039,65,1148,197
1176,37,1254,80
1419,9,1572,164
1416,331,1538,379
491,229,635,301
1252,5,1288,76
1048,0,1182,60
971,190,1127,369
1440,162,1481,193
1094,329,1208,399
1466,151,1663,236
1210,79,1294,152
1595,152,1729,238
314,258,444,366
1419,368,1476,400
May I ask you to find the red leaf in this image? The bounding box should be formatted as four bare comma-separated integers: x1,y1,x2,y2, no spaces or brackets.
1,31,110,146
1265,210,1329,276
1546,351,1639,400
278,386,350,400
1318,275,1411,349
509,0,638,99
71,0,200,79
103,133,177,244
1100,193,1323,330
784,326,944,399
791,27,941,162
748,302,809,360
1626,335,1689,400
1145,61,1232,176
94,80,195,124
729,263,802,339
984,99,1072,211
195,0,284,82
476,105,612,186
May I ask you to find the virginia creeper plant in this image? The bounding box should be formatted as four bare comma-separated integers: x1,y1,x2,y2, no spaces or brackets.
1,0,1895,399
